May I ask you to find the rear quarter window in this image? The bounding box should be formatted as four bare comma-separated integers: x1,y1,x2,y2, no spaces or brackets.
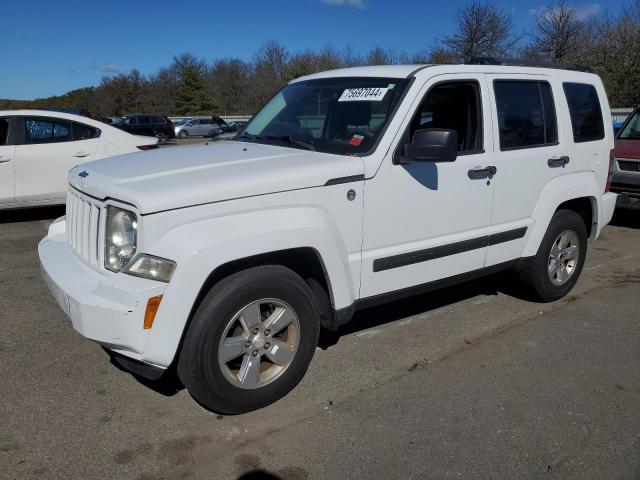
72,122,100,141
563,83,605,143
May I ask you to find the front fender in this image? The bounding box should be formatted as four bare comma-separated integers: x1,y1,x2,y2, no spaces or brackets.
139,206,358,366
523,171,601,257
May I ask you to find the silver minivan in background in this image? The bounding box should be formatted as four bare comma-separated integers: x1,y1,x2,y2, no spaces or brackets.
175,118,215,138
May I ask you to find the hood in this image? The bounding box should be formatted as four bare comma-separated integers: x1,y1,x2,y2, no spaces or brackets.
615,138,640,160
69,141,364,214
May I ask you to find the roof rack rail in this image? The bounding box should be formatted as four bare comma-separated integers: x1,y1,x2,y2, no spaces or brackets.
465,57,593,73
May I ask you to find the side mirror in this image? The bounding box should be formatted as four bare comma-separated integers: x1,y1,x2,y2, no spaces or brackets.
398,128,458,164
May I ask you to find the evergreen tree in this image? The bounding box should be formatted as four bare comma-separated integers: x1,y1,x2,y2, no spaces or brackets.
174,66,216,115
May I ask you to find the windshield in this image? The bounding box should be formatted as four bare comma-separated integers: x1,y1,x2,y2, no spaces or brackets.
619,110,640,140
175,119,189,126
239,77,409,155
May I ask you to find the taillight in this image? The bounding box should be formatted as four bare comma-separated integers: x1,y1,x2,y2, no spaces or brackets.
605,149,615,193
137,144,158,151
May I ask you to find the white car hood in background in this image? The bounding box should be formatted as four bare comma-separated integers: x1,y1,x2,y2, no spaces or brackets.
69,141,364,214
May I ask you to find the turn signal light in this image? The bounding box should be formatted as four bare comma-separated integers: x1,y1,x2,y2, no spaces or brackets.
144,295,163,329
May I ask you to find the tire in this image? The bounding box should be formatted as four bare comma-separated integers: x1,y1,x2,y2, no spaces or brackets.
518,209,588,302
178,265,320,414
178,130,188,139
156,133,169,144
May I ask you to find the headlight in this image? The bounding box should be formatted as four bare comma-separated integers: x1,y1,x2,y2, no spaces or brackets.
123,254,176,283
105,206,137,272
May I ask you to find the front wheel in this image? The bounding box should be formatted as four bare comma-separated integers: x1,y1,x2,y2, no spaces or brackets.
517,209,588,302
177,130,188,139
156,132,169,144
178,265,320,414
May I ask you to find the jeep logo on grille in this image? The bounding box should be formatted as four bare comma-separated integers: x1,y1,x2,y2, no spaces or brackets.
78,171,89,178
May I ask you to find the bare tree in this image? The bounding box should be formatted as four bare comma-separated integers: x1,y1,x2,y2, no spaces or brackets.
442,1,519,62
531,1,585,62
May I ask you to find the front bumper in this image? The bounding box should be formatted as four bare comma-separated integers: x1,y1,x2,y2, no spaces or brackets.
38,218,168,367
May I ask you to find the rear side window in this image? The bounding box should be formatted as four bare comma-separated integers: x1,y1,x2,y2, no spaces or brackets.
494,80,558,150
563,83,604,143
72,122,100,141
137,116,151,125
0,118,8,145
25,117,72,144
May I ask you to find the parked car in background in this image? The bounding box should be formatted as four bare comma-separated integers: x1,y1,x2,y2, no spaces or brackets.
612,105,640,209
228,120,248,131
208,115,238,140
175,118,215,138
613,120,624,135
0,109,157,210
114,114,175,144
39,63,617,414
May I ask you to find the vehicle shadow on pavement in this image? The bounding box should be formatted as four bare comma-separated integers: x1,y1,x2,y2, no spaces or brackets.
318,274,506,349
610,209,640,229
0,205,65,224
237,471,283,480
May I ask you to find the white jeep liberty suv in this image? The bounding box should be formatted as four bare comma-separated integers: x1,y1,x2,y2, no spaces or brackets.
39,63,618,414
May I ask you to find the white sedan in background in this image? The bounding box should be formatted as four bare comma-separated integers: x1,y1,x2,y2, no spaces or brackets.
0,109,157,210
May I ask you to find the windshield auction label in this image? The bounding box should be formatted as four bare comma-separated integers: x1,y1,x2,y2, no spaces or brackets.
338,87,388,102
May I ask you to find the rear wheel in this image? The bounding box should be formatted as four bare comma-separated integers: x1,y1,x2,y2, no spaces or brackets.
178,265,320,414
518,209,588,302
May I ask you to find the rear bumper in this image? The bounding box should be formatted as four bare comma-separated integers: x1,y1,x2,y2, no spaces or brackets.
599,192,618,235
38,218,168,368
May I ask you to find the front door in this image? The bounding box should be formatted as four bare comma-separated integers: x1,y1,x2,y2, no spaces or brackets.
360,74,496,299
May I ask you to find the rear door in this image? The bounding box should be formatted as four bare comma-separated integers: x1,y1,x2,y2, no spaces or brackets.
0,117,16,205
484,74,567,266
14,117,100,203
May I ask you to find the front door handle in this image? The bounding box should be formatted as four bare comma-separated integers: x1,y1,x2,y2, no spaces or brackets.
468,166,497,179
72,151,91,158
548,156,570,168
0,156,10,163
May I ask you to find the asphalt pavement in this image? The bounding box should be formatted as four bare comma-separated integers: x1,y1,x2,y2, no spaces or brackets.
1,206,639,480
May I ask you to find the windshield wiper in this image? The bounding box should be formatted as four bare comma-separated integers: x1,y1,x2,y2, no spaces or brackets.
237,133,316,151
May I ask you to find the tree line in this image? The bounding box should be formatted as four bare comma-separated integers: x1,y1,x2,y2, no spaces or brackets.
2,0,640,116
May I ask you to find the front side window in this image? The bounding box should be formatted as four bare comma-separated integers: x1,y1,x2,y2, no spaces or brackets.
241,77,409,155
407,81,483,153
151,116,166,124
25,117,71,144
563,83,604,143
494,80,558,150
617,109,640,140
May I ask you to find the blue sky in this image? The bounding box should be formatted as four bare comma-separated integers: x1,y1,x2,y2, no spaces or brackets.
1,0,628,99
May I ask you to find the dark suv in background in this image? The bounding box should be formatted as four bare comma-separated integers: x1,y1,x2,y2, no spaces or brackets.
114,114,175,143
612,105,640,210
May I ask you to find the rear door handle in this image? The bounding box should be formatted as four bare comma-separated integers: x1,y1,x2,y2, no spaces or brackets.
0,156,10,163
548,156,570,168
72,151,91,158
468,166,497,179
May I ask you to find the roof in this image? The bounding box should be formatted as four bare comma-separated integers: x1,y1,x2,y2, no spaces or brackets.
292,65,430,82
291,63,601,83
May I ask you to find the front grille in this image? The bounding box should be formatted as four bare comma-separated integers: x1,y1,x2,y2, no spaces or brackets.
66,189,102,268
617,159,640,172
